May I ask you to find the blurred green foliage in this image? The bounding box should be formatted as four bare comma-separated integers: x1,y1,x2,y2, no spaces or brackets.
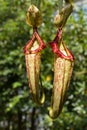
0,0,87,130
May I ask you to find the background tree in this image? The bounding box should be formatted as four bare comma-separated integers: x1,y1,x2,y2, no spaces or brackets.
0,0,87,130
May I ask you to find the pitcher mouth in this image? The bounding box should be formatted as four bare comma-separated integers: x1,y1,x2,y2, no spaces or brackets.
49,28,74,61
23,28,46,54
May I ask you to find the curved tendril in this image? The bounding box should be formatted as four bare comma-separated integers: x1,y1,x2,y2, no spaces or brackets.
36,75,45,105
32,74,45,105
32,85,45,105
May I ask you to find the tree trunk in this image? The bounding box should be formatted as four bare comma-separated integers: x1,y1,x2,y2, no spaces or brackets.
30,107,36,130
18,111,22,130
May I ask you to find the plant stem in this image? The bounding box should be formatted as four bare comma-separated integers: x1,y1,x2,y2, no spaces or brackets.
59,0,63,11
36,0,41,9
31,0,41,9
31,0,36,5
